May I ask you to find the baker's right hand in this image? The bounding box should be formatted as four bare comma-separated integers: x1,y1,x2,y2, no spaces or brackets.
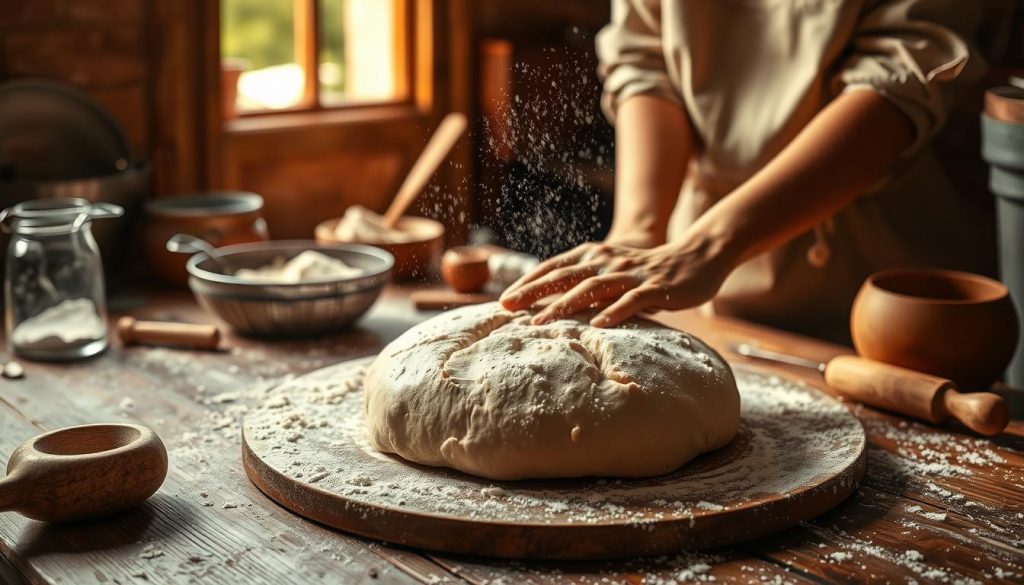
498,238,733,328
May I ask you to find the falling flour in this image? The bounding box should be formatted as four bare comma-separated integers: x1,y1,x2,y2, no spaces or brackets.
11,298,105,349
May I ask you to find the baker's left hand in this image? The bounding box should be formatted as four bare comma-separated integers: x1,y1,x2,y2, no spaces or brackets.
498,239,733,327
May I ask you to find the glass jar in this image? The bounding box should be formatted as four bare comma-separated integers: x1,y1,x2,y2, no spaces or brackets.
1,198,123,361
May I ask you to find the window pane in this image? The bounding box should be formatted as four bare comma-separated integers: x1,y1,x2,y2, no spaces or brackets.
319,0,400,105
221,0,303,113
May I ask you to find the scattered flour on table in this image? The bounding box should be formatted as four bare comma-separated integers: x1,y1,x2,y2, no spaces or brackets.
139,544,164,560
864,418,1008,482
828,552,852,563
906,505,947,522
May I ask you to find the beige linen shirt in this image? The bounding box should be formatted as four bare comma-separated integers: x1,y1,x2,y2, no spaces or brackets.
596,0,990,340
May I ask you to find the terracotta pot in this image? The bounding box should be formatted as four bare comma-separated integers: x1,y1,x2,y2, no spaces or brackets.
145,192,269,286
851,269,1020,390
315,216,443,281
441,246,492,293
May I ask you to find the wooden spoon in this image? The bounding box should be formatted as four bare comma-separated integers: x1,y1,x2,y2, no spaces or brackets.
0,423,168,522
382,112,468,228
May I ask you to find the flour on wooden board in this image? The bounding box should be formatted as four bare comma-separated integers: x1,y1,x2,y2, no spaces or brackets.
245,362,862,526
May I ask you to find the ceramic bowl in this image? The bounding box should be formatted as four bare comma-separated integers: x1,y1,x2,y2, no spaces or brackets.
145,192,270,286
851,269,1020,389
314,216,444,281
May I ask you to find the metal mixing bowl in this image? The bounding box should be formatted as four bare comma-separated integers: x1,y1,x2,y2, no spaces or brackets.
185,241,393,337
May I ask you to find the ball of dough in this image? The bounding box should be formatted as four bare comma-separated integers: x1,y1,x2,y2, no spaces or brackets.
363,303,740,480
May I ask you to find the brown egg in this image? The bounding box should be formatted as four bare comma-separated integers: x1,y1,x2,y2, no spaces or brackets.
441,246,492,293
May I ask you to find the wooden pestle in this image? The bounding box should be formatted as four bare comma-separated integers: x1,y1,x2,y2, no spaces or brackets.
823,356,1009,436
0,424,167,522
117,317,221,350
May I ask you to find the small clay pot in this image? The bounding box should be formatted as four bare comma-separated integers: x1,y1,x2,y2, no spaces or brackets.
145,192,269,285
851,269,1020,390
441,246,490,293
315,216,444,281
985,86,1024,125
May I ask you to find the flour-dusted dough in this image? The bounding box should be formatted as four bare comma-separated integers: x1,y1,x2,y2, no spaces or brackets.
363,303,740,480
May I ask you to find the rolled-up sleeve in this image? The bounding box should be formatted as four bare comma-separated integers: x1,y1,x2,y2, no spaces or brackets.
833,0,985,153
595,0,681,122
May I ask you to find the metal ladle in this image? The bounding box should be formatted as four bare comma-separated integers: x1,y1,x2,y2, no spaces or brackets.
0,423,168,521
165,233,232,275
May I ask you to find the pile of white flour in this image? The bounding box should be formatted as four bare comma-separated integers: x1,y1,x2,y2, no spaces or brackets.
234,250,364,284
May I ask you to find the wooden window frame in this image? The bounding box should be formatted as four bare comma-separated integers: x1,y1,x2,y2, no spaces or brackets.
230,0,416,118
221,0,442,135
150,0,472,242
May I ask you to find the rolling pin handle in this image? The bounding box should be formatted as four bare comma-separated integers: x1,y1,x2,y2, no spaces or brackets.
117,317,222,350
938,390,1010,437
116,316,138,345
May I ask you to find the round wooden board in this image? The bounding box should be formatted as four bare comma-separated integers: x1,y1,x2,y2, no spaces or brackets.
242,358,867,560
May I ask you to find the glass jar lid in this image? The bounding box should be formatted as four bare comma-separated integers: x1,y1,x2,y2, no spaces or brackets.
0,198,123,235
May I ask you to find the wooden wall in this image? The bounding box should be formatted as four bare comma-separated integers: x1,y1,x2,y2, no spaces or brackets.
0,0,468,243
0,0,151,158
3,0,1024,238
0,0,213,199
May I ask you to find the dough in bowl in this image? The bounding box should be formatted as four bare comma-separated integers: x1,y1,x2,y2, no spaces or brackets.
363,303,740,480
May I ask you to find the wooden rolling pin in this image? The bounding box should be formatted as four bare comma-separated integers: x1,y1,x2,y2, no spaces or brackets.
733,345,1010,436
411,290,498,311
117,317,222,350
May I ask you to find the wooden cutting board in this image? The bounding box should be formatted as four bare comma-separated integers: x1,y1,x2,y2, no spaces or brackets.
242,358,867,560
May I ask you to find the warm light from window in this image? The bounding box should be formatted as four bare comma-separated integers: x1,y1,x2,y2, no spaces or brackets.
220,0,402,116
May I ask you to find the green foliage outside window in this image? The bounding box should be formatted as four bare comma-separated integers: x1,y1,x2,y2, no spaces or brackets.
221,0,346,94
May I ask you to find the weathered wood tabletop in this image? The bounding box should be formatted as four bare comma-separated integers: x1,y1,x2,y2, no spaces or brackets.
0,286,1021,585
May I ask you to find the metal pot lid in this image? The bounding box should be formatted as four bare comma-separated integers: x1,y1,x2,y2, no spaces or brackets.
0,78,132,182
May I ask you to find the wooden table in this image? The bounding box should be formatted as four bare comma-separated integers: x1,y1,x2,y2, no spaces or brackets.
0,286,1021,585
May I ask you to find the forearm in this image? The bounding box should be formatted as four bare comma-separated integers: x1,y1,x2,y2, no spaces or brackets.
679,90,915,265
608,95,692,245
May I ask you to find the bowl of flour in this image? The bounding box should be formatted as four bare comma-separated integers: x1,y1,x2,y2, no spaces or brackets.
315,205,444,282
184,240,393,337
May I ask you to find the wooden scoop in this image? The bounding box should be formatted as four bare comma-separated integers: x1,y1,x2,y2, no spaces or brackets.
0,423,168,522
733,345,1010,436
382,112,468,228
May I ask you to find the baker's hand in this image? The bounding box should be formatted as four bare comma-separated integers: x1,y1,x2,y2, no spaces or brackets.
498,239,733,327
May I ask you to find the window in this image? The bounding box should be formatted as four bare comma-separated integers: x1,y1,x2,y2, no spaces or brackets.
220,0,408,115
